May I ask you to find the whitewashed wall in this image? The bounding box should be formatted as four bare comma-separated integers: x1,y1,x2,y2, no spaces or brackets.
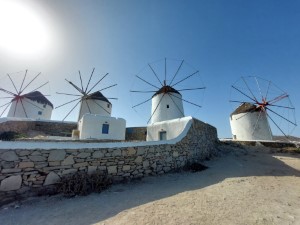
78,99,111,121
7,98,52,120
78,114,126,140
151,92,184,123
230,111,273,140
147,116,192,141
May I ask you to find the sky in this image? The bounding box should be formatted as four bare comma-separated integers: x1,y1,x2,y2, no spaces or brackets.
0,0,299,138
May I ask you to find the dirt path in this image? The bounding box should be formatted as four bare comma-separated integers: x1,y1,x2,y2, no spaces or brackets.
1,146,300,225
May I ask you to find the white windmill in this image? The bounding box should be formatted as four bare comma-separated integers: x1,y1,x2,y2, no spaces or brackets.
56,68,125,140
131,58,205,141
230,76,297,141
0,70,53,120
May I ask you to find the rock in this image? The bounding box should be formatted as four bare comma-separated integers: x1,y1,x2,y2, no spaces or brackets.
173,151,179,157
107,166,117,174
1,161,16,169
143,161,150,168
43,172,60,186
93,151,104,158
112,149,121,156
134,156,143,164
137,147,146,155
127,147,136,155
88,166,97,175
49,161,61,166
1,151,18,161
62,169,77,176
73,162,88,168
18,150,30,157
31,151,41,156
1,168,22,173
98,166,107,171
122,165,131,171
61,155,74,166
48,150,66,162
29,155,46,162
77,152,91,158
0,175,22,191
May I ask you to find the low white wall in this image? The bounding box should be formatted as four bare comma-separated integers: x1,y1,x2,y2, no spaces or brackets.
8,98,52,120
78,114,126,140
147,116,192,141
230,111,273,141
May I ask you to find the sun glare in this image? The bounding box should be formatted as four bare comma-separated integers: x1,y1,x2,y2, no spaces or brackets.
0,0,53,58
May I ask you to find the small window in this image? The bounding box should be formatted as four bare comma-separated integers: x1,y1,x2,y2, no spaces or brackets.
233,135,237,140
38,111,42,115
159,131,167,140
43,104,46,108
102,124,109,134
166,104,169,108
107,104,110,108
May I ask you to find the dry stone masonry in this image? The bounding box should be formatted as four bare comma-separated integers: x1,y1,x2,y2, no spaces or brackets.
0,118,218,205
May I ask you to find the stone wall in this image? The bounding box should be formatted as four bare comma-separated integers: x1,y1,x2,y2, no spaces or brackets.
0,120,77,137
0,118,218,205
125,127,147,141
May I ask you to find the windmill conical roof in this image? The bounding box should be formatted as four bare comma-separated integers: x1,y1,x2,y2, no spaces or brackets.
152,85,181,98
12,91,54,108
86,91,111,104
231,102,260,116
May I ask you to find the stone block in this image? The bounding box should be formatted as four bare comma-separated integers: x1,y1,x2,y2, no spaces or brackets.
107,166,117,174
73,162,88,168
77,152,91,158
43,172,60,186
49,161,61,166
134,156,143,164
1,161,15,169
143,161,149,168
1,168,22,173
173,151,179,157
127,147,136,155
112,149,121,156
29,155,46,162
98,166,107,171
137,147,146,156
0,175,22,191
1,151,18,161
122,165,131,171
93,151,104,158
88,166,97,175
31,151,41,156
62,169,77,176
48,150,66,162
18,150,31,157
61,155,75,166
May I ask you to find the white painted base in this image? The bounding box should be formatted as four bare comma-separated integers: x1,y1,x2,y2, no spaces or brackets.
147,116,192,141
78,114,126,140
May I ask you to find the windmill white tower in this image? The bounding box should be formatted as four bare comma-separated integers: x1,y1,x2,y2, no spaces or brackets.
56,68,125,140
150,83,184,123
131,58,205,141
0,70,53,120
230,103,272,140
230,76,297,141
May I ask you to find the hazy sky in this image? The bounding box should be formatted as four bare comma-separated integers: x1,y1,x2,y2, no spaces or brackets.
0,0,299,138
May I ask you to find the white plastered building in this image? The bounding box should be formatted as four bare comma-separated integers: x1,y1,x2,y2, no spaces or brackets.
7,91,53,120
147,86,186,141
77,91,126,140
229,102,273,141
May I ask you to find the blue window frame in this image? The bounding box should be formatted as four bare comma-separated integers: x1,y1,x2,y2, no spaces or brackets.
102,124,109,134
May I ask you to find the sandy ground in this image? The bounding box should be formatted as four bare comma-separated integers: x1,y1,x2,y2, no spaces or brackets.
0,145,300,225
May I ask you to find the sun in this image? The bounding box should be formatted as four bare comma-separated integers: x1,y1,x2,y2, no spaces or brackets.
0,0,53,58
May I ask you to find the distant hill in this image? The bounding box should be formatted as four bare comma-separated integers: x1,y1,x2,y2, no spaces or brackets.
273,135,300,142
